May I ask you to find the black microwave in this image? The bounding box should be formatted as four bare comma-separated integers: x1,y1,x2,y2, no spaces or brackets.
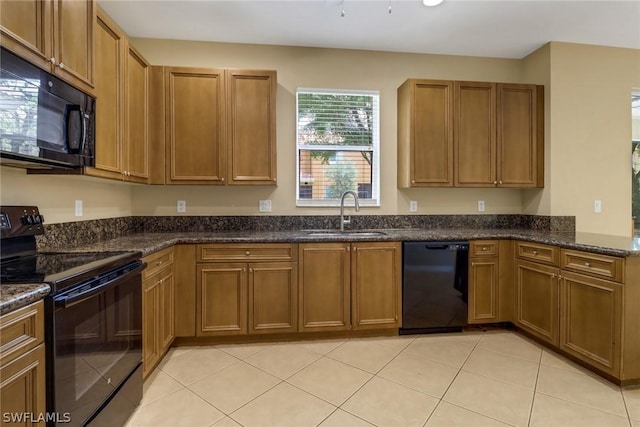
0,47,95,170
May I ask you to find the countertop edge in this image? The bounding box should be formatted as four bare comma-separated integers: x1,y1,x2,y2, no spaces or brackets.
0,283,51,316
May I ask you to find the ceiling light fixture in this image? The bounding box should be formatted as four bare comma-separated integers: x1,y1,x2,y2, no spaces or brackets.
423,0,444,6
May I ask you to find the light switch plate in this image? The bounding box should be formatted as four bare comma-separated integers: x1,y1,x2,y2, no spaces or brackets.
259,200,272,212
75,200,83,217
409,201,418,212
478,200,485,212
594,200,602,213
177,200,186,213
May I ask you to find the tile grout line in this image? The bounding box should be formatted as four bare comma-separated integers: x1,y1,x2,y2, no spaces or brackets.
526,342,544,427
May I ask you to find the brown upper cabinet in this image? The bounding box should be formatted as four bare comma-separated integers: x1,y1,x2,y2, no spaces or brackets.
398,79,544,188
397,79,454,187
159,67,277,185
1,0,95,95
90,8,149,183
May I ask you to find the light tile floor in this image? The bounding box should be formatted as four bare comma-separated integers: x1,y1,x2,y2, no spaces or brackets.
125,330,640,427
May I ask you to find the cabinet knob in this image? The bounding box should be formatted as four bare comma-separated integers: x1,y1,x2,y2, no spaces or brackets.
493,180,497,185
242,268,246,273
533,250,538,255
58,62,65,69
353,246,357,252
50,57,56,64
411,180,415,184
245,251,250,256
482,247,487,251
249,268,253,273
156,261,162,266
347,246,350,252
499,180,503,185
585,262,590,267
221,177,225,182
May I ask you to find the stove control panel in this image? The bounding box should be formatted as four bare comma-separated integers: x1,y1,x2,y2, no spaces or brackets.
0,206,45,239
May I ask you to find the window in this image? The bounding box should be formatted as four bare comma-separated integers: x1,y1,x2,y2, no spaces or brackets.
296,88,380,206
632,92,640,235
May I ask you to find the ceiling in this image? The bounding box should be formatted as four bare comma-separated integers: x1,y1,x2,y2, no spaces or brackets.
98,0,640,59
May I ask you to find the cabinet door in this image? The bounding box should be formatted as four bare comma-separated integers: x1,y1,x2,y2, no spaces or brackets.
249,262,298,334
52,0,95,94
454,82,496,186
158,269,175,354
0,0,52,71
560,271,621,376
125,45,150,182
497,84,540,187
227,69,277,185
0,345,46,426
165,67,226,184
515,260,559,346
468,257,499,323
142,277,159,378
298,243,350,332
197,263,247,336
398,79,453,187
94,9,125,178
351,242,402,330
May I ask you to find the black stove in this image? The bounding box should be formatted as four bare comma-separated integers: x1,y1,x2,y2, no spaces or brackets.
1,206,144,427
1,251,140,292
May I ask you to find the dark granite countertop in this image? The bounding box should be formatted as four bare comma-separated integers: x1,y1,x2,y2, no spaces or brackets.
6,227,639,316
0,283,50,316
40,228,640,257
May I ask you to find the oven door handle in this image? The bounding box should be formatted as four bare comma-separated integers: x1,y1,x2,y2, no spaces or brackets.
55,263,145,309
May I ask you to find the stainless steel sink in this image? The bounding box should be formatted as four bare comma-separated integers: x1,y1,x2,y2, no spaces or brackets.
305,230,386,237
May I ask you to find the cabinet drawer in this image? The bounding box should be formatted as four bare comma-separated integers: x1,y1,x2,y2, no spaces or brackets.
198,244,297,262
561,250,624,283
470,241,499,257
516,241,559,266
0,300,44,366
143,247,175,280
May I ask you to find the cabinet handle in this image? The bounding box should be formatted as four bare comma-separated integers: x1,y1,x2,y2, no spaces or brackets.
245,251,250,256
50,57,56,64
347,246,350,252
584,262,590,267
493,180,497,185
58,62,65,69
411,180,415,184
249,268,253,273
533,250,538,255
482,247,487,251
499,180,503,185
353,247,357,252
156,261,162,266
221,177,225,182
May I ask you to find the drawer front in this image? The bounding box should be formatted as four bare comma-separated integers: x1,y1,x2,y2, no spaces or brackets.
0,300,44,366
470,241,499,257
561,250,624,283
198,244,297,262
516,241,559,266
143,247,175,280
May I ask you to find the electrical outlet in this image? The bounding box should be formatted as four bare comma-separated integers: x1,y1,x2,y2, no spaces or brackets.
594,200,602,213
478,200,485,212
177,200,186,213
259,200,272,212
409,201,418,212
75,200,83,217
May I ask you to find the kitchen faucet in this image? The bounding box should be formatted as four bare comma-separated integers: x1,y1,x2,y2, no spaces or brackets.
339,190,360,232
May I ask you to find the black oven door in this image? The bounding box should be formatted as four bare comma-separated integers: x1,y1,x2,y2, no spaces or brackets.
47,264,143,427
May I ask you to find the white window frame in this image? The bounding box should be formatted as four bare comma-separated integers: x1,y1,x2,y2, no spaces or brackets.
295,87,380,207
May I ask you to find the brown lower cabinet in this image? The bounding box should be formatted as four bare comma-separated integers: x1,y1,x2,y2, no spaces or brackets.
0,301,46,425
142,248,175,378
195,244,298,336
515,259,559,346
559,270,621,377
298,242,402,332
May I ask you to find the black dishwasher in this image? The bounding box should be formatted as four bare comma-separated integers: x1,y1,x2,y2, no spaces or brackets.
400,241,469,334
